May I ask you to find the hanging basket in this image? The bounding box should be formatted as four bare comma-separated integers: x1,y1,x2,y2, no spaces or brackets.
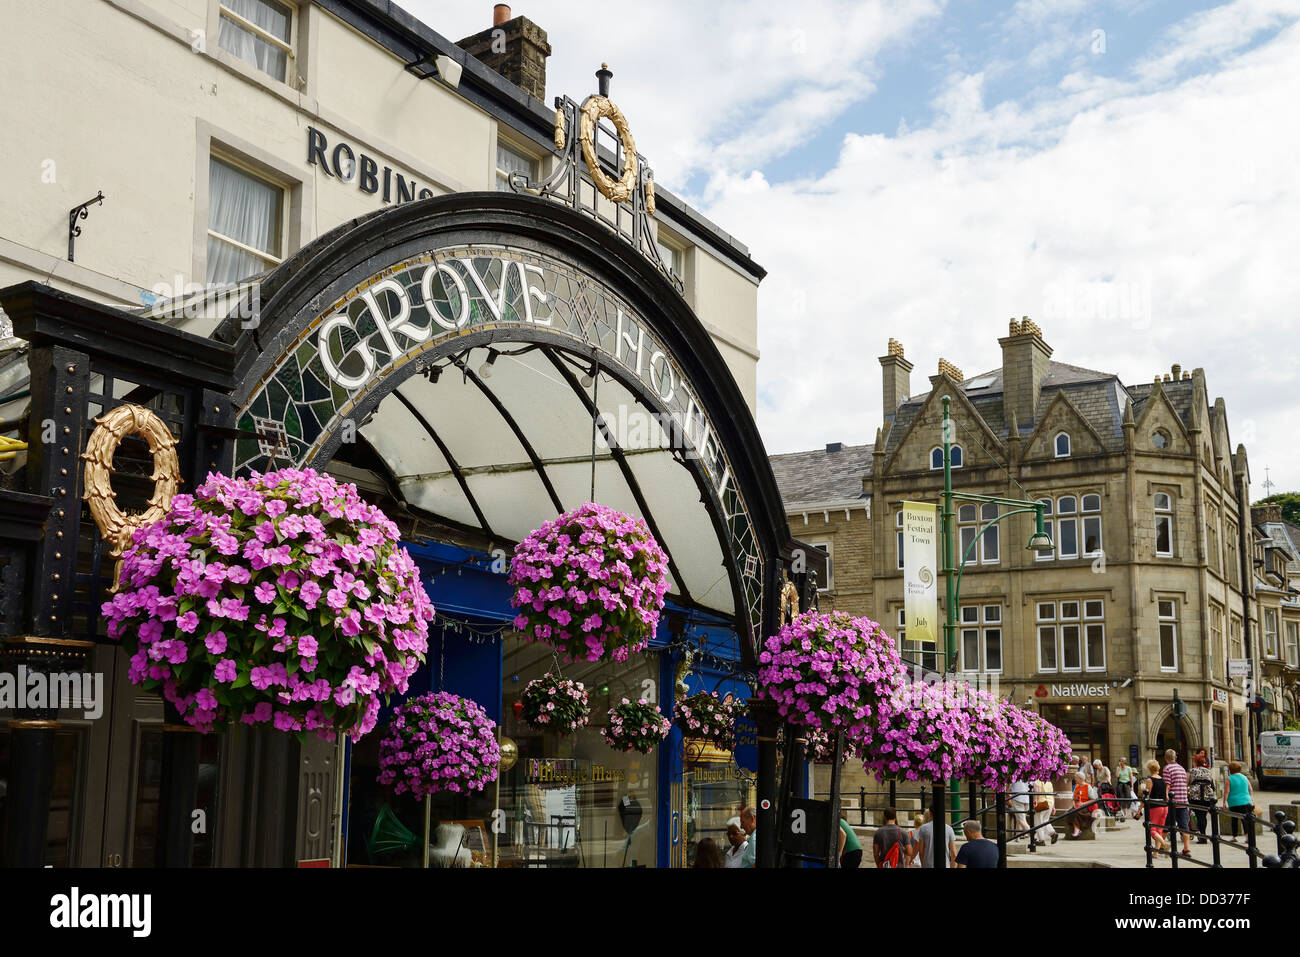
376,692,500,799
673,691,739,750
100,468,433,742
756,610,905,747
520,672,591,734
509,502,670,664
603,698,672,754
804,728,860,764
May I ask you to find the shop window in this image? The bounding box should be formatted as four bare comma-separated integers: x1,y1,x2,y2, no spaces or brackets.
959,603,1002,674
218,0,295,83
1035,498,1054,563
207,155,285,286
129,727,224,867
957,502,999,566
1159,600,1179,672
496,140,539,192
488,636,662,868
898,608,937,673
1264,608,1279,658
1214,709,1227,765
1155,493,1174,557
1055,432,1071,457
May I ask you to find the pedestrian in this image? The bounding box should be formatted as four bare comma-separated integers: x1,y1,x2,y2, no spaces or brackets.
1144,759,1170,854
1187,748,1216,845
1161,749,1193,858
1069,772,1095,838
1077,755,1094,785
1223,760,1255,843
955,819,999,868
1094,758,1112,788
872,807,908,868
739,806,757,868
723,823,748,867
837,810,863,869
1115,757,1136,819
915,806,957,868
1009,779,1031,840
1033,779,1058,844
693,838,724,868
907,813,925,866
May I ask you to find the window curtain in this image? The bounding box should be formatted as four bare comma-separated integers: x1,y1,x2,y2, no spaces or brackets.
207,157,281,286
218,0,290,80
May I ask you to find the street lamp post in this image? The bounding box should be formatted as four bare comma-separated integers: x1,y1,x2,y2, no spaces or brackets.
931,395,1054,868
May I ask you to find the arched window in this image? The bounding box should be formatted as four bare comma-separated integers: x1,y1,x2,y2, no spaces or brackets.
1155,493,1174,556
1035,498,1054,562
929,445,963,469
1151,430,1169,449
1055,432,1071,457
1056,496,1078,558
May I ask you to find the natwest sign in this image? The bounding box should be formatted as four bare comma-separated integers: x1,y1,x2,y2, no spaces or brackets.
1035,683,1111,699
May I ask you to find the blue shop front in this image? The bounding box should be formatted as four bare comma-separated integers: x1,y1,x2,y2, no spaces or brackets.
344,540,760,869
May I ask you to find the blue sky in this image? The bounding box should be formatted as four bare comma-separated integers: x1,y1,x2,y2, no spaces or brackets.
424,1,1300,494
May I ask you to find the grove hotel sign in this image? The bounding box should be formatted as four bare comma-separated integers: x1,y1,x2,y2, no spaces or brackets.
233,244,765,631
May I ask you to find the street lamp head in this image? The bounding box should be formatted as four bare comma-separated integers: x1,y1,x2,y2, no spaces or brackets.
1027,531,1055,551
1026,506,1054,552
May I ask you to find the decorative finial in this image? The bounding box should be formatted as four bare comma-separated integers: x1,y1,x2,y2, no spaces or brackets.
596,62,613,97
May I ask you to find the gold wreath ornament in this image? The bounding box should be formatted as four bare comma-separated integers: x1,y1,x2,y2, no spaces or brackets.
578,95,639,204
81,403,182,588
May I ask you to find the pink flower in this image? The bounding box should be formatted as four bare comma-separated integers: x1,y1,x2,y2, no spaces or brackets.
205,630,227,655
214,659,238,683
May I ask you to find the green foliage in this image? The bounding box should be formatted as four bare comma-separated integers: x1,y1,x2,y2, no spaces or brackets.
1256,492,1300,526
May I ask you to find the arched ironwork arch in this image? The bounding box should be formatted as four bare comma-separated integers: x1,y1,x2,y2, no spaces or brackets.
217,192,793,667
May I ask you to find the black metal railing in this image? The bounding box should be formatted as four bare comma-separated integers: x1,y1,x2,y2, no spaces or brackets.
816,784,1299,869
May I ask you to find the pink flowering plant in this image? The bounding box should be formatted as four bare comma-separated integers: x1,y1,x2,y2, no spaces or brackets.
756,610,906,749
674,691,740,750
376,692,500,798
509,502,670,664
101,468,434,741
520,673,591,734
862,681,980,783
603,698,672,754
805,728,860,765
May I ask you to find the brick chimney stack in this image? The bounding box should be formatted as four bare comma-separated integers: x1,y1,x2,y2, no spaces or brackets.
457,6,552,101
879,338,913,418
999,316,1052,435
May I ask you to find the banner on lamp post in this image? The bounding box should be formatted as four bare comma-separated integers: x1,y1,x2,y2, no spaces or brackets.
902,501,939,654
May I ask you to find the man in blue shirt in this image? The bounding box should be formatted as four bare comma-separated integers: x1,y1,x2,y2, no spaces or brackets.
955,819,999,868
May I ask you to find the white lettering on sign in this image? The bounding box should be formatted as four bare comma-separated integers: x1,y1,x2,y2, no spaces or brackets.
1048,683,1112,698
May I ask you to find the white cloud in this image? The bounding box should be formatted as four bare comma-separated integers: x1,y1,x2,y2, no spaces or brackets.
704,14,1300,492
410,0,944,184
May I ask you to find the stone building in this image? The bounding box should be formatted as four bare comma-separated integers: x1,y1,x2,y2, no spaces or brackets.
772,320,1259,786
1250,504,1300,733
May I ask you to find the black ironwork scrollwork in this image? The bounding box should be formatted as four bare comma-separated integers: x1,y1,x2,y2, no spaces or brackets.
67,191,104,262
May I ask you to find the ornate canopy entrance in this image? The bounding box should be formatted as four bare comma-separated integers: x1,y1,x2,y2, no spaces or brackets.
218,192,794,667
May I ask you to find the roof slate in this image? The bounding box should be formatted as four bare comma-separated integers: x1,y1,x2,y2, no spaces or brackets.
769,443,873,508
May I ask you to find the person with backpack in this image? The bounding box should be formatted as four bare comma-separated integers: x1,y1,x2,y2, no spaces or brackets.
1187,748,1216,844
872,807,910,868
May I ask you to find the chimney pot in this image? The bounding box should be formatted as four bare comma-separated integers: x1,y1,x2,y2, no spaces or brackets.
494,4,511,26
1171,363,1181,379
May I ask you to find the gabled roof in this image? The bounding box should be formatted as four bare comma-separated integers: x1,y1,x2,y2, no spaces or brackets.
769,443,872,509
882,361,1126,458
